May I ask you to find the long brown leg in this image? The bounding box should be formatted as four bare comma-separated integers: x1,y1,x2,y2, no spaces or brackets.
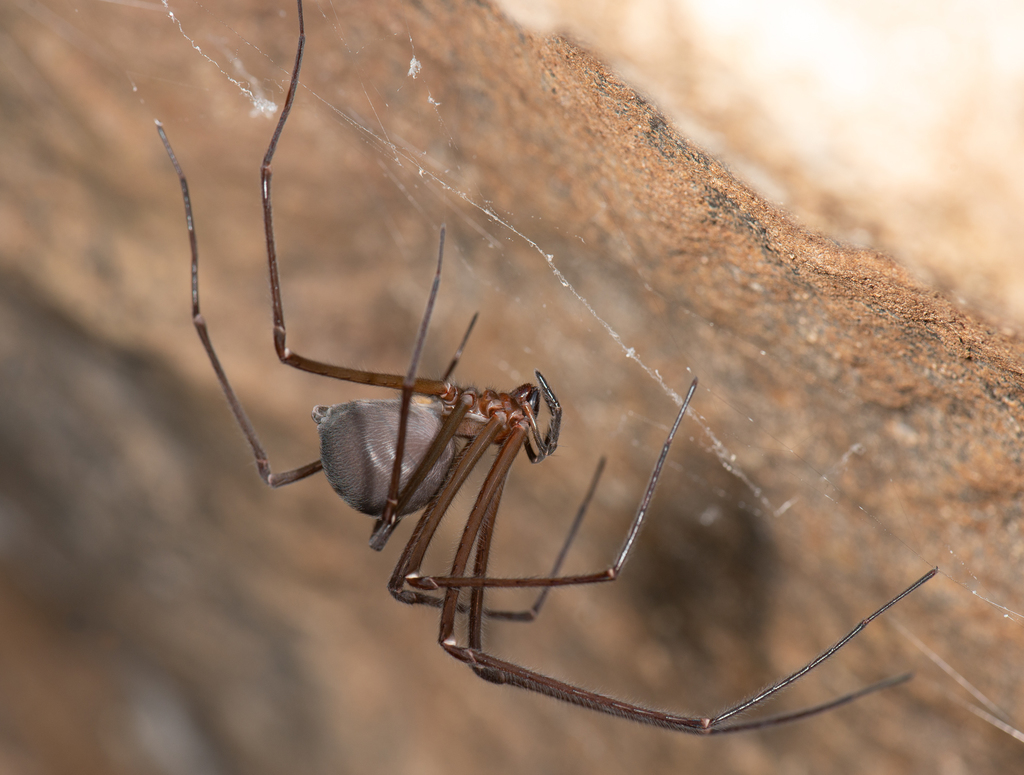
372,227,450,549
442,569,936,734
157,122,321,488
442,313,478,383
417,383,936,731
488,457,606,622
255,3,473,549
375,311,477,548
385,441,602,625
438,426,528,646
409,379,698,591
257,0,447,398
387,415,505,607
161,0,455,496
466,475,507,648
459,449,605,626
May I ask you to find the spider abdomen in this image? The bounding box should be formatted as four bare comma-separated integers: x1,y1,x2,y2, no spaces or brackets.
312,398,456,517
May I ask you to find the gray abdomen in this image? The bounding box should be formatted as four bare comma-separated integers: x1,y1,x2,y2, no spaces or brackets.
312,398,456,517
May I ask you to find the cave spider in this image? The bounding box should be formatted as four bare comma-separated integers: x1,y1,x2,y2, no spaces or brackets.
156,0,934,734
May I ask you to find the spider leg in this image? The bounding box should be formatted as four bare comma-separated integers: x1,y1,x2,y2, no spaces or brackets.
157,122,322,489
259,0,448,398
368,394,470,551
488,457,605,622
442,312,479,382
438,425,529,647
157,0,448,489
373,228,449,546
387,415,505,605
709,567,936,727
410,379,697,591
442,568,935,734
466,472,507,647
443,643,913,735
458,443,596,628
386,452,603,622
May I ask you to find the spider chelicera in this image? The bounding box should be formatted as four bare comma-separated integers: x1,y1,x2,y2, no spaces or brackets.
156,0,934,734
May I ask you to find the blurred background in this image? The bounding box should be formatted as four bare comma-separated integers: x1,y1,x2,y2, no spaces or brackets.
0,0,1022,773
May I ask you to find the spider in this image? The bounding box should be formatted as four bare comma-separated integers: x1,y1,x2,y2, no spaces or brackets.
156,0,935,735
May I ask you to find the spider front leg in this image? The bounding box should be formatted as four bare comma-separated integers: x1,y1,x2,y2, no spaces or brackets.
436,423,530,648
388,439,604,624
410,379,698,593
387,413,505,607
